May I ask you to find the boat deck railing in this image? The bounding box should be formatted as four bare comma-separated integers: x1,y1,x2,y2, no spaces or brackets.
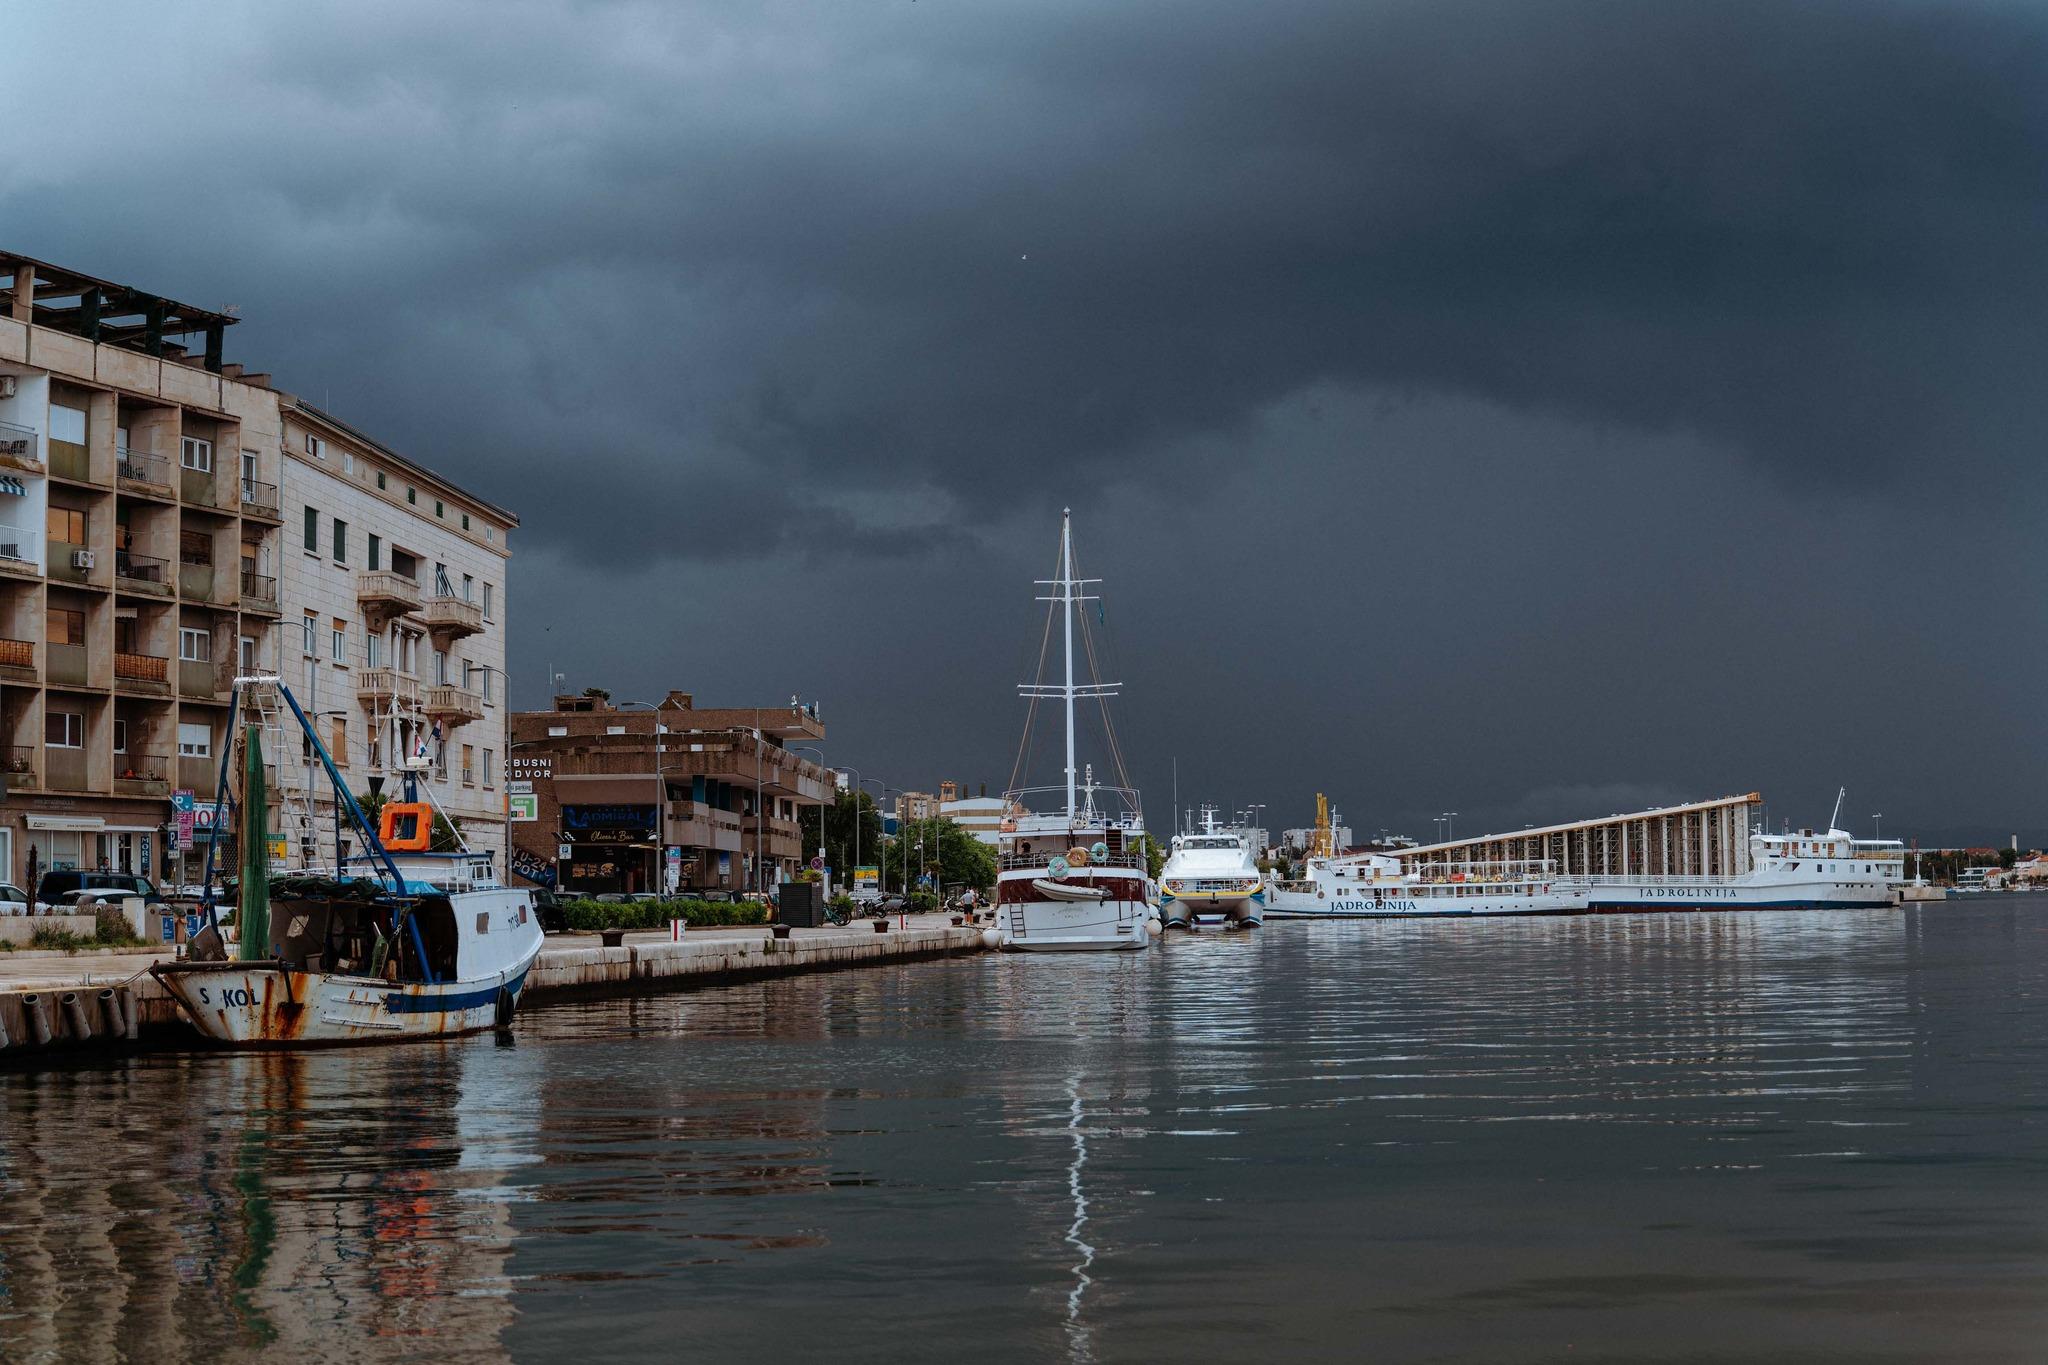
999,849,1148,872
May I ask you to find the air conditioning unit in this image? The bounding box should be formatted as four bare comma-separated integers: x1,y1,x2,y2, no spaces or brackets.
71,549,95,570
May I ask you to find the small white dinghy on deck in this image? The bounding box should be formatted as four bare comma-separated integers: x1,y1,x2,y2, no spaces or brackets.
152,676,543,1047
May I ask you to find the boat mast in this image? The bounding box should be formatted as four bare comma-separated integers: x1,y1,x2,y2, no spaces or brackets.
1062,508,1076,820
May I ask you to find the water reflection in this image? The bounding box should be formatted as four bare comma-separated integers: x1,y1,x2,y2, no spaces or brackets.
8,903,2048,1363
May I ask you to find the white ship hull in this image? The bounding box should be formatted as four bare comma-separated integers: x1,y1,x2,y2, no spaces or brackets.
1584,874,1897,911
1265,885,1582,918
154,948,539,1046
1001,896,1153,951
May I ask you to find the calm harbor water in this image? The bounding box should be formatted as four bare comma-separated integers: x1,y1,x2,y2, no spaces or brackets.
7,899,2048,1363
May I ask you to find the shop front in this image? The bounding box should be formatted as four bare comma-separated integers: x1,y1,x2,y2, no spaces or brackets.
560,802,658,896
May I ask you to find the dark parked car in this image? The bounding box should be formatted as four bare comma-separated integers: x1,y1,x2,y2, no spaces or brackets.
531,888,567,934
35,870,162,911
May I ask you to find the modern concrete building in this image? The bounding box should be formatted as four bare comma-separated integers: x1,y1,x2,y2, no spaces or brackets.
938,794,1016,846
507,691,831,895
275,399,515,870
0,251,284,888
1397,793,1765,878
0,249,517,890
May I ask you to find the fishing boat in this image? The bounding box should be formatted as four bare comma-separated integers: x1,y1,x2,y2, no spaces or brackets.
1159,807,1265,929
995,510,1154,952
152,676,543,1046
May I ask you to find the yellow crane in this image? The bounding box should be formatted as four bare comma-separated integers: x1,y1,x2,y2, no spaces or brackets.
1310,793,1334,860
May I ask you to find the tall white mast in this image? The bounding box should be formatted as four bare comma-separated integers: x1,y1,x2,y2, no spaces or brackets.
1062,507,1076,819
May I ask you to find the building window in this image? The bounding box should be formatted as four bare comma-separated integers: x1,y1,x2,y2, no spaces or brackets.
434,562,450,596
461,513,470,531
483,748,495,787
407,486,416,505
332,717,348,767
241,449,258,486
482,582,494,621
46,506,87,545
433,648,448,684
376,470,387,490
368,732,383,768
462,573,474,602
605,724,626,736
342,451,355,475
51,608,85,645
181,436,214,473
547,725,567,737
304,433,327,459
399,631,418,676
367,533,381,572
302,612,317,657
177,722,211,758
366,632,383,669
332,518,347,565
179,529,212,565
480,667,492,703
331,617,347,664
49,403,86,447
461,743,475,786
240,635,258,674
113,719,128,753
303,506,318,553
178,628,211,663
435,499,445,519
46,711,84,748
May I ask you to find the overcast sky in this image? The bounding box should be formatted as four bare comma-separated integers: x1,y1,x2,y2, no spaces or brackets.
7,1,2046,845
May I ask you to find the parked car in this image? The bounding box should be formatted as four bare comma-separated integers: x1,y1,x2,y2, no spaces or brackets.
592,892,632,905
34,870,163,912
625,892,666,904
694,890,737,903
530,888,567,934
0,883,29,915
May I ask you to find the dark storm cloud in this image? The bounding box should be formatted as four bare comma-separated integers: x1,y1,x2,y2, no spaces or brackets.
7,1,2048,840
13,1,2046,566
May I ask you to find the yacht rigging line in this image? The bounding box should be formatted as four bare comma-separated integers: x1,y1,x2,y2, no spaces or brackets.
1071,552,1133,795
1008,534,1065,798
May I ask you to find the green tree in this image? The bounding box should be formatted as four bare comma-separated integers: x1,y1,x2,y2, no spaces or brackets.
1133,833,1167,880
798,790,886,885
888,816,998,893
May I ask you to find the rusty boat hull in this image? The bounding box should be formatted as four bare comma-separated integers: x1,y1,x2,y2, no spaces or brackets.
151,951,538,1048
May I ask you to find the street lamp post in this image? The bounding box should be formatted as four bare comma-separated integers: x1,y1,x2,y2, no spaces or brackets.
792,745,829,884
617,700,668,894
1442,811,1459,844
860,779,893,892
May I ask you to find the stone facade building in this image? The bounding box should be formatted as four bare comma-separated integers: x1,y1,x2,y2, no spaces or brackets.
507,691,829,895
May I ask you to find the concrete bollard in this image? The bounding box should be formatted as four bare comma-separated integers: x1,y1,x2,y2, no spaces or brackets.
98,988,125,1038
61,992,92,1042
21,994,52,1046
0,1011,9,1049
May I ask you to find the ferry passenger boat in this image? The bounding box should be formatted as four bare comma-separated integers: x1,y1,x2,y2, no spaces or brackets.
1160,808,1266,929
153,677,544,1046
1581,826,1905,911
1267,853,1588,918
995,511,1154,952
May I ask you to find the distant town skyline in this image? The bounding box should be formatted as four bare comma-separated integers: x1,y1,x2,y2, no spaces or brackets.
8,1,2046,848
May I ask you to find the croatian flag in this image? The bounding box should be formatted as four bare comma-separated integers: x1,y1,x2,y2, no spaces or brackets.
414,719,442,759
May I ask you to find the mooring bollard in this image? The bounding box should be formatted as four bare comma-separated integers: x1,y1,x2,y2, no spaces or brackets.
599,928,626,948
770,923,792,940
873,918,891,933
21,994,51,1046
61,992,91,1042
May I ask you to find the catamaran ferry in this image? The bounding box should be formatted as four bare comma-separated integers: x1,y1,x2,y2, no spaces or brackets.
1160,808,1266,929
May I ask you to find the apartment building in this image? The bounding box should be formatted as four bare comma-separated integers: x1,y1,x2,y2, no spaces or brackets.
278,400,516,869
0,250,517,888
507,691,830,895
0,252,285,886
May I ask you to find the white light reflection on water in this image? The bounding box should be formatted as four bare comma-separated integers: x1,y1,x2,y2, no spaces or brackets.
1061,1072,1096,1364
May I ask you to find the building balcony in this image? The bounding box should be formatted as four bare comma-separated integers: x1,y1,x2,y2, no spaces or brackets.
239,478,281,520
3,745,34,790
422,594,484,645
45,745,88,792
357,570,421,629
240,569,279,612
357,667,421,711
48,540,99,586
49,439,91,483
113,753,171,797
179,658,225,701
0,526,40,576
178,755,218,793
180,466,221,507
178,559,225,603
117,448,173,494
47,641,88,688
423,684,485,724
116,549,172,595
115,651,171,694
0,421,42,474
0,635,33,680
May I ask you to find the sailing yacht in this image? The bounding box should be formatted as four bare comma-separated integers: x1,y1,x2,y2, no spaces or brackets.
995,510,1155,952
1159,807,1266,929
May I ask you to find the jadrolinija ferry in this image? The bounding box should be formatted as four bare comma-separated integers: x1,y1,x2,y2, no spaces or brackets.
994,510,1155,952
1581,825,1904,911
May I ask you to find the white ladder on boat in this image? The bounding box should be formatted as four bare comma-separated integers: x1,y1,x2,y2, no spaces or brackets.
233,676,322,871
